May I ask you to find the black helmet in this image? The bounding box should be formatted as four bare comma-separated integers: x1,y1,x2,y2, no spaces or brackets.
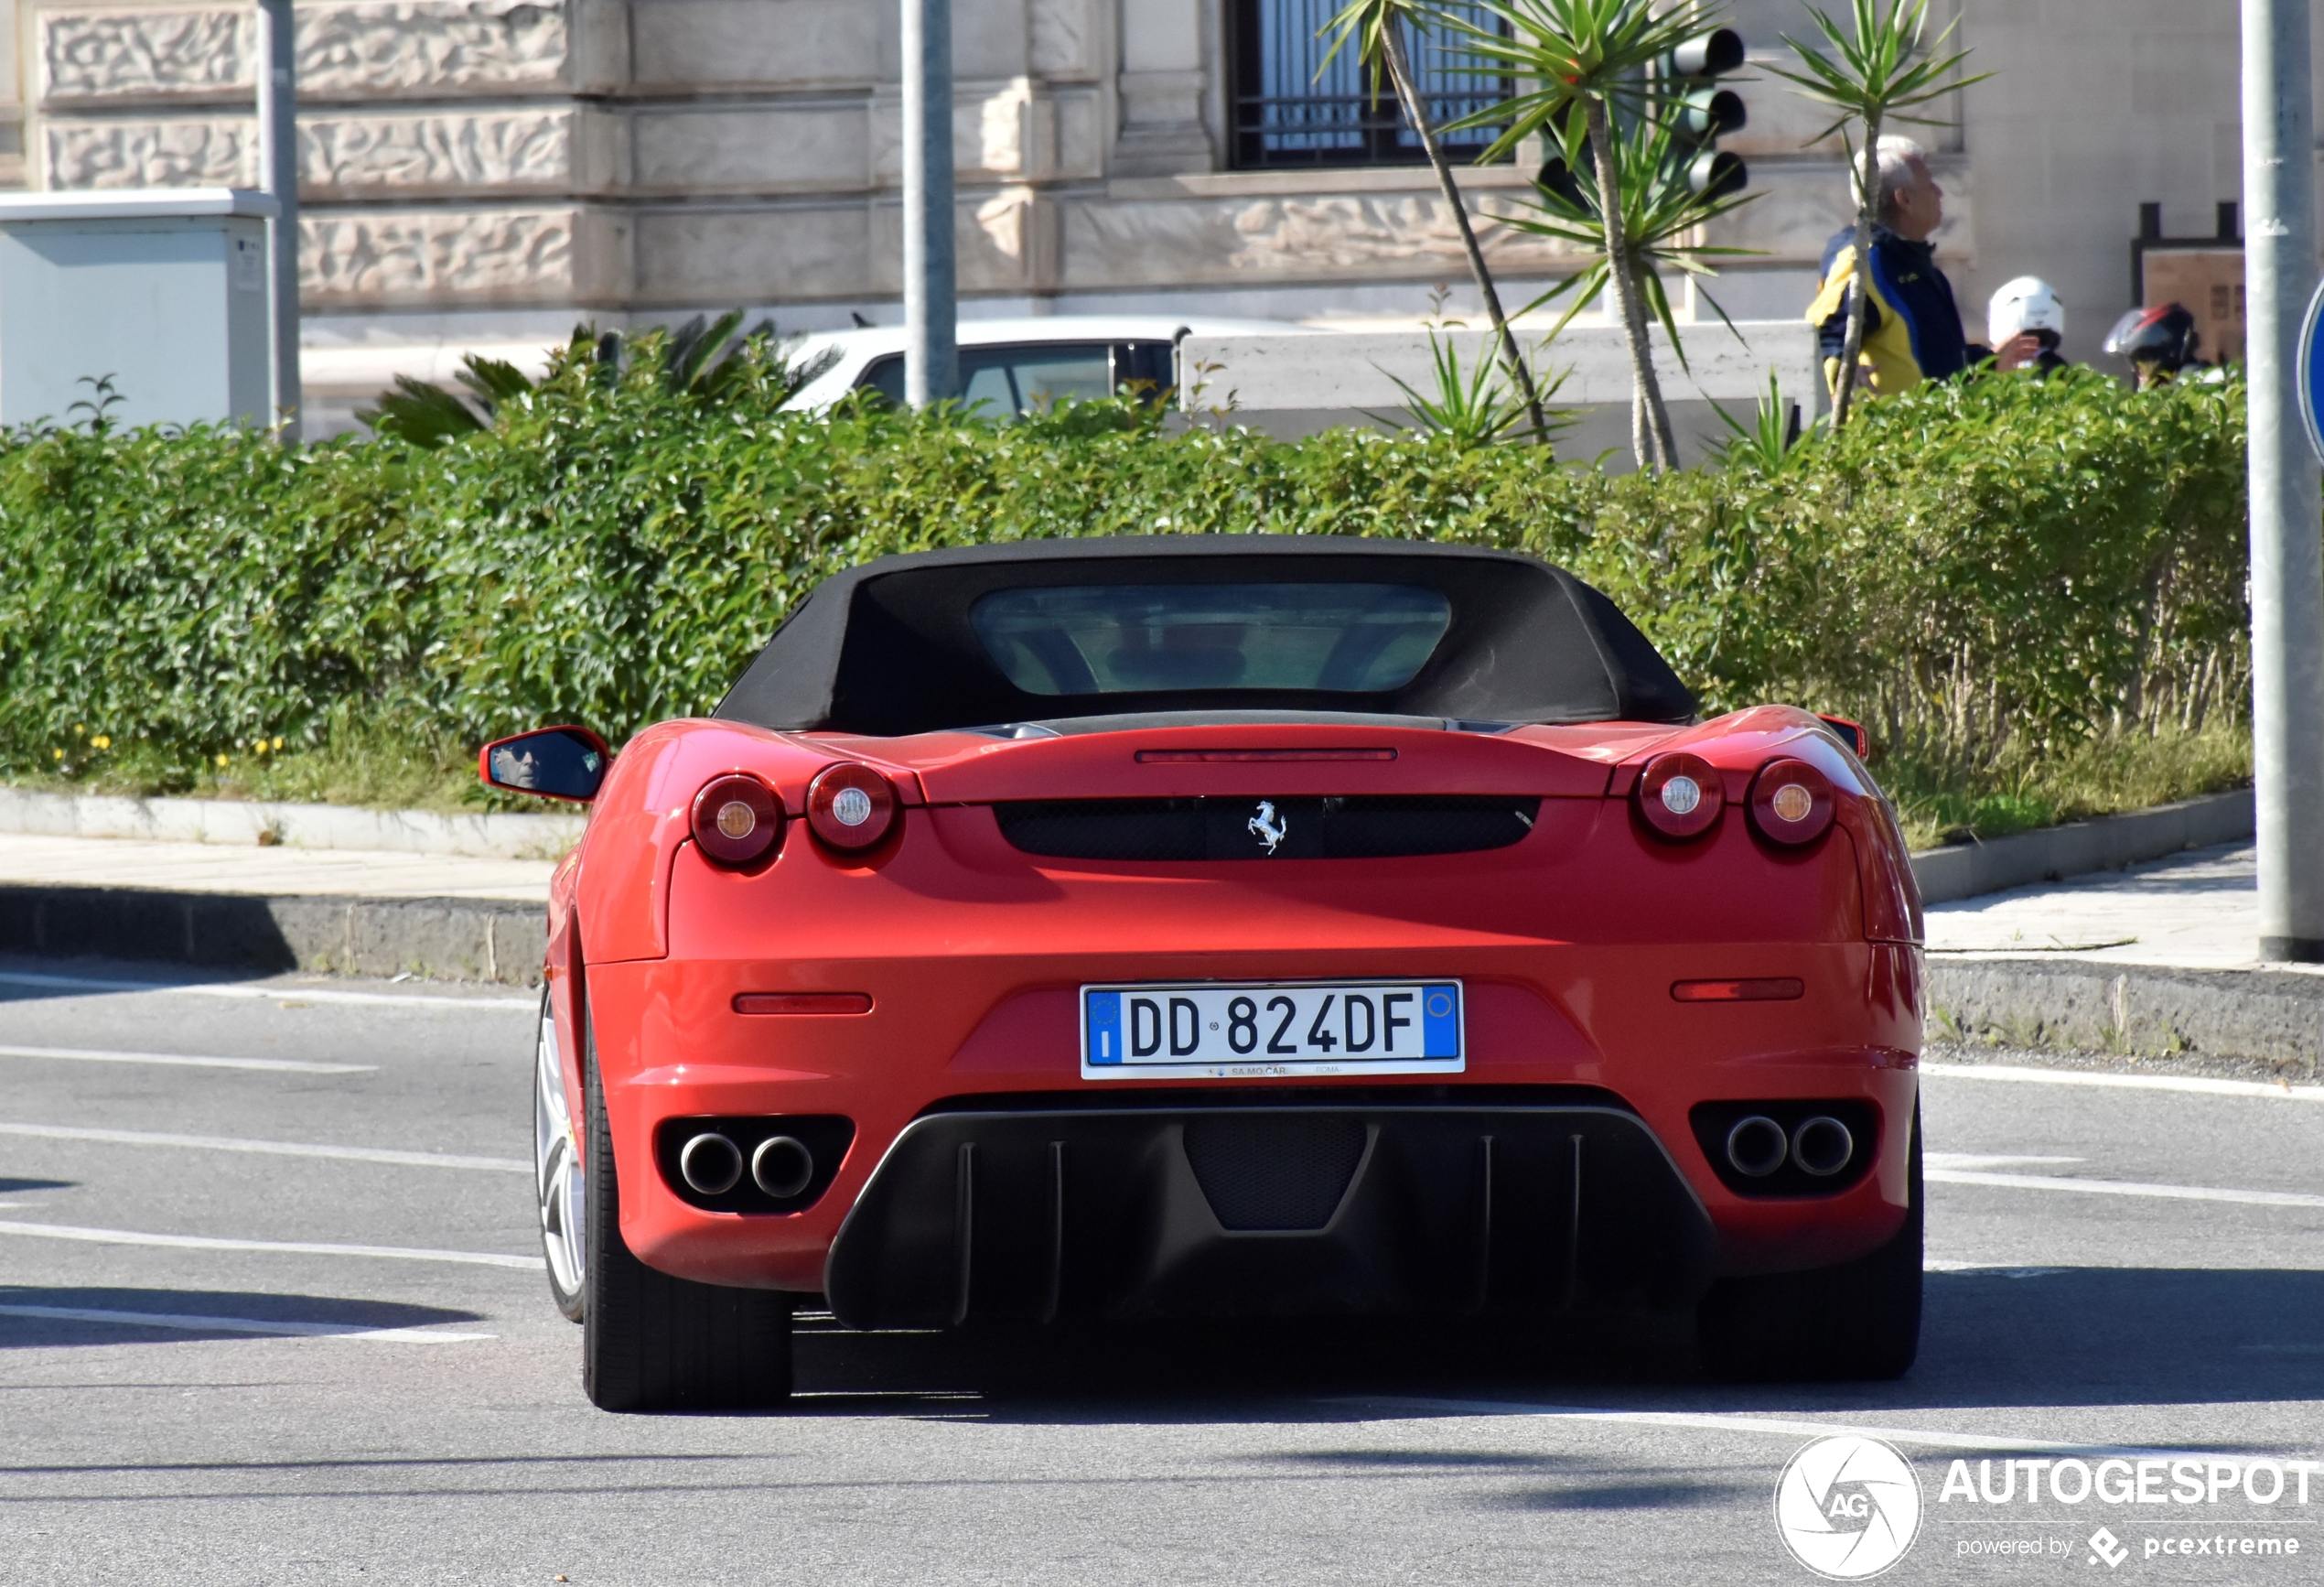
2103,303,2200,372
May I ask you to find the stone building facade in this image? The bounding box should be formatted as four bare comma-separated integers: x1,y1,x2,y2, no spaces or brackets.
0,0,2303,425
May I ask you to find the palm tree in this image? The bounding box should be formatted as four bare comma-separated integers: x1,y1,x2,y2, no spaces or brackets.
1763,0,1984,426
1450,0,1722,470
1320,0,1550,438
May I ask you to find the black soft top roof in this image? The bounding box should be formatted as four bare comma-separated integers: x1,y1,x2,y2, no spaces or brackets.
714,535,1696,735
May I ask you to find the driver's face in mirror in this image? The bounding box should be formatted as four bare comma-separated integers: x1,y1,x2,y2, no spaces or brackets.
490,746,539,789
484,729,606,801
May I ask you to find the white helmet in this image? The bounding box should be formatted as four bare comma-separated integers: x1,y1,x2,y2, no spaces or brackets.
1988,276,2065,345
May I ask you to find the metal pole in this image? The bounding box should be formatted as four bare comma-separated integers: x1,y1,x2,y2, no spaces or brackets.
255,0,300,439
900,0,956,407
2243,0,2324,959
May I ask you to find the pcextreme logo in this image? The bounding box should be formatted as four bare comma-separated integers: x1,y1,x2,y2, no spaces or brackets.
1775,1436,1925,1580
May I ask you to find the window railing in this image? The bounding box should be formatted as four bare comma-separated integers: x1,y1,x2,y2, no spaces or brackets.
1228,0,1508,171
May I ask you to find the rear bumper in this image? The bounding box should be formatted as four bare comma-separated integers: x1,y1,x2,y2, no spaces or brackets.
823,1099,1716,1329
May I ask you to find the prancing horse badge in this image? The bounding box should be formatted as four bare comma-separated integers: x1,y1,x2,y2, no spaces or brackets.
1247,800,1289,855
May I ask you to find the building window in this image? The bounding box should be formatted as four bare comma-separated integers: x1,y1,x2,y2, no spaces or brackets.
1228,0,1508,170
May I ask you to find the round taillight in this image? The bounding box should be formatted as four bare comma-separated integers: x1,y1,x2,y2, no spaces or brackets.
1748,757,1835,846
807,761,898,851
691,773,782,868
1636,751,1724,840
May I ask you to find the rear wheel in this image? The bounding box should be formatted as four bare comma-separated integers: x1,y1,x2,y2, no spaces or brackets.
1696,1102,1922,1382
533,991,586,1322
580,1009,792,1412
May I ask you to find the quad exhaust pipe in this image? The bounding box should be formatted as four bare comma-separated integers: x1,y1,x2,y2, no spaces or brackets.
1724,1114,1854,1179
678,1129,815,1199
752,1136,813,1198
1791,1115,1854,1177
679,1132,744,1195
1725,1116,1788,1177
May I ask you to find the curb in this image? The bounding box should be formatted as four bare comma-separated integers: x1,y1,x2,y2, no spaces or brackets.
0,786,584,860
1908,789,2253,905
0,885,544,987
1926,958,2324,1072
0,788,2262,992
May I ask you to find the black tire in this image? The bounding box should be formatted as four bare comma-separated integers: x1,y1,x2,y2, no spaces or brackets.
580,1009,793,1412
1697,1101,1922,1383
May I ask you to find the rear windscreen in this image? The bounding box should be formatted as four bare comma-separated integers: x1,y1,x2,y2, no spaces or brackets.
969,583,1453,696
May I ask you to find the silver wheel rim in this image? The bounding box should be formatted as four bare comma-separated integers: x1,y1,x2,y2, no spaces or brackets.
534,1009,586,1296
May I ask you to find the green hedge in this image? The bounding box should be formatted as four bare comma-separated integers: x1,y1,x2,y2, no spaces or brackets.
0,338,2249,795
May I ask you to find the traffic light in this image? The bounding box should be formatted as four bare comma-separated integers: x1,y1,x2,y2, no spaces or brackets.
1533,28,1748,212
1662,27,1747,201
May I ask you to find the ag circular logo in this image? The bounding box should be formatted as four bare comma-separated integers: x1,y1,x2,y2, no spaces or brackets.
1773,1435,1923,1580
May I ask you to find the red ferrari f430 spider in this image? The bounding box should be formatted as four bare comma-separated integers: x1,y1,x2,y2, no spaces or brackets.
486,536,1924,1411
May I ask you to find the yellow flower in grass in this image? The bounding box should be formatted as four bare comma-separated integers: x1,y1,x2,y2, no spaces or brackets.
90,734,111,750
272,737,285,751
51,748,63,761
215,752,230,768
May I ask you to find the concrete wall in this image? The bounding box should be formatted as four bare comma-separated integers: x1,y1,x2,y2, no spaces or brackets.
1178,320,1820,470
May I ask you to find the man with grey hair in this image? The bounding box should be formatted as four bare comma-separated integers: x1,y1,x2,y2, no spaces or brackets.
1806,136,2039,394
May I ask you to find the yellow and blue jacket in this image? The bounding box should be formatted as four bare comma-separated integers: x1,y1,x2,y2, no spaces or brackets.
1806,226,1984,399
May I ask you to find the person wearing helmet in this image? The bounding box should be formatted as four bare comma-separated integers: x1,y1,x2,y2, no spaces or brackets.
1987,277,2070,374
1807,137,2000,397
2102,303,2202,389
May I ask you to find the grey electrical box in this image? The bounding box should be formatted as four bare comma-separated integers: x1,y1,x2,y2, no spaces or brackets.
0,188,278,430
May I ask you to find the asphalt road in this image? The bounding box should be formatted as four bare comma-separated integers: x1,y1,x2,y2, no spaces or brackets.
1,955,2320,1586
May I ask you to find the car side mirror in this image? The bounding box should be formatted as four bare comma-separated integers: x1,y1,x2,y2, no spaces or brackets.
1815,715,1870,760
479,726,611,804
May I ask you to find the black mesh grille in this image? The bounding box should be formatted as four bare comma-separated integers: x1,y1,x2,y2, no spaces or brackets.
1182,1115,1369,1230
993,794,1539,861
997,798,1207,861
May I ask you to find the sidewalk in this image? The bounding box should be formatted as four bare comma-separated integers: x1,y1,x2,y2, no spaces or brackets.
1924,840,2324,1070
1925,839,2270,973
0,832,553,901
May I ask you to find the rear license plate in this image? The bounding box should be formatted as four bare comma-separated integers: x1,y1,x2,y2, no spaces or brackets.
1080,980,1464,1080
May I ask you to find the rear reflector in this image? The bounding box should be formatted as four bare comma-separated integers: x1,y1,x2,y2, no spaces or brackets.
1135,749,1397,763
733,993,874,1015
1671,978,1804,1002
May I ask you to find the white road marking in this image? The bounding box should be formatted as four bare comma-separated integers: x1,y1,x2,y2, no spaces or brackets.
0,1302,493,1343
1925,1153,2084,1171
1334,1398,2201,1458
1924,1261,2070,1277
0,1220,543,1269
1923,1060,2324,1104
0,1043,373,1075
1928,1168,2324,1210
0,967,534,1011
0,1120,528,1172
